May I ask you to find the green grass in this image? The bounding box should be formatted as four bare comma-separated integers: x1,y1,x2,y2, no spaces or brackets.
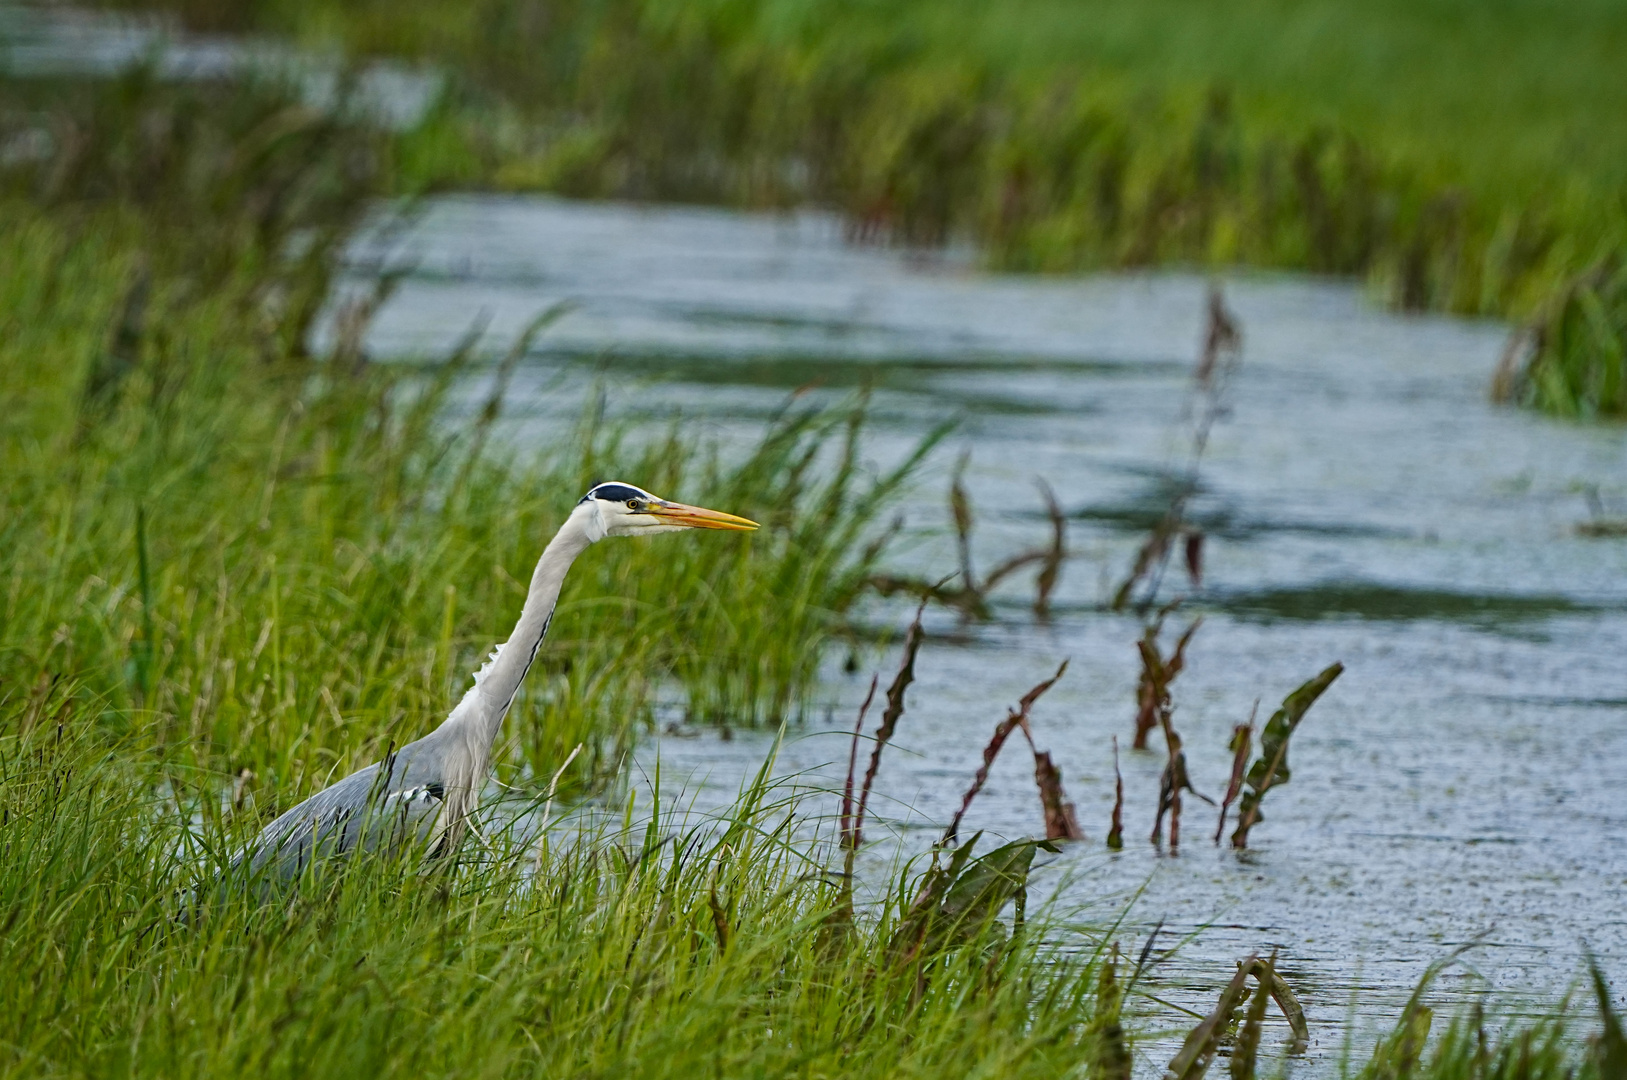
1496,255,1627,417
0,698,1118,1078
0,73,938,805
139,0,1627,204
89,0,1627,415
906,0,1627,208
2,689,1617,1079
0,49,1619,1080
0,198,929,790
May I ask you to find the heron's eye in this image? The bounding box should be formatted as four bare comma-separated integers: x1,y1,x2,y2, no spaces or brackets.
627,498,646,512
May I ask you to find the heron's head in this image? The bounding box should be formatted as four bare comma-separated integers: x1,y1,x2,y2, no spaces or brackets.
577,481,759,540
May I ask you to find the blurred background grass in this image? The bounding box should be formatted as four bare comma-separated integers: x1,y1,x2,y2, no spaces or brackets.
77,0,1627,415
214,0,1627,209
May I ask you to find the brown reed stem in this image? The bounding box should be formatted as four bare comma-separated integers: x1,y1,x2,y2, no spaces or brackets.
942,660,1069,845
1112,286,1240,612
1215,701,1258,845
850,599,928,850
838,675,879,853
1032,479,1067,618
1107,736,1125,850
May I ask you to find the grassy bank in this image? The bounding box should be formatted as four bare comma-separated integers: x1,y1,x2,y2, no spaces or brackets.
0,73,932,806
0,694,1111,1077
88,0,1627,417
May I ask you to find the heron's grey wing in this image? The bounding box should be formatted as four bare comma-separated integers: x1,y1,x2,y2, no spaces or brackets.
241,751,447,881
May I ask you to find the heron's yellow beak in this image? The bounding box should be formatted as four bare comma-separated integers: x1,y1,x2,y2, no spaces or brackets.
648,500,759,531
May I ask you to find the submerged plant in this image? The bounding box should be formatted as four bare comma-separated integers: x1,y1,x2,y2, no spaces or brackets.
1228,663,1344,848
1171,956,1308,1080
869,456,1066,622
1167,952,1307,1080
1132,610,1201,750
1150,727,1213,854
1143,629,1214,854
1215,707,1257,845
942,661,1081,845
842,599,927,857
1113,287,1240,612
1106,736,1126,850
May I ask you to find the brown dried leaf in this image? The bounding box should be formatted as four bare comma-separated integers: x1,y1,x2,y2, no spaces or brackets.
1166,956,1256,1080
1032,750,1085,841
943,660,1069,844
1107,736,1125,850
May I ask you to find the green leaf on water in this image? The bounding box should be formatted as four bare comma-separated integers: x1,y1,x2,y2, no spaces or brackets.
888,835,1057,965
1230,662,1343,848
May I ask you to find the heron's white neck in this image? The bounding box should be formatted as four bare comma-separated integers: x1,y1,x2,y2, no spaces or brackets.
436,503,599,769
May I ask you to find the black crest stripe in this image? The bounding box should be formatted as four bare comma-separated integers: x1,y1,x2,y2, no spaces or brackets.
589,483,645,503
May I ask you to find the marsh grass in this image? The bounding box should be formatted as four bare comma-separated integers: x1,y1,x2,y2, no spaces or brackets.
1,678,1617,1079
0,200,932,792
2,46,1617,1080
0,72,942,828
1495,258,1627,418
869,456,1067,622
0,692,1121,1078
86,0,1627,413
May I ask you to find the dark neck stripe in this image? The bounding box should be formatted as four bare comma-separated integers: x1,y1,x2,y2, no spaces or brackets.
500,611,552,718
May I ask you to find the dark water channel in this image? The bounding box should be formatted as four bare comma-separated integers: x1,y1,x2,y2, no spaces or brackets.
344,195,1627,1069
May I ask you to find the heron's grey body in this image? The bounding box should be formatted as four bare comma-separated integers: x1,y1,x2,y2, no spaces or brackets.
237,727,475,880
232,482,757,883
236,492,589,882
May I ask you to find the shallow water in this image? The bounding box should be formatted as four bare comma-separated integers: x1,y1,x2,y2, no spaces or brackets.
346,195,1627,1066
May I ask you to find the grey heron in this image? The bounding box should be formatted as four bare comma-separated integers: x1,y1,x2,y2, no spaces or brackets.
234,481,758,883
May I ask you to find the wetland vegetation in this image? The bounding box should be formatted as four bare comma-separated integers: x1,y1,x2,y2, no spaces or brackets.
2,12,1623,1080
80,0,1627,417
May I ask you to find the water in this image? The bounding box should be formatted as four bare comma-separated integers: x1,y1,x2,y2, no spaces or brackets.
346,194,1627,1065
0,4,439,130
